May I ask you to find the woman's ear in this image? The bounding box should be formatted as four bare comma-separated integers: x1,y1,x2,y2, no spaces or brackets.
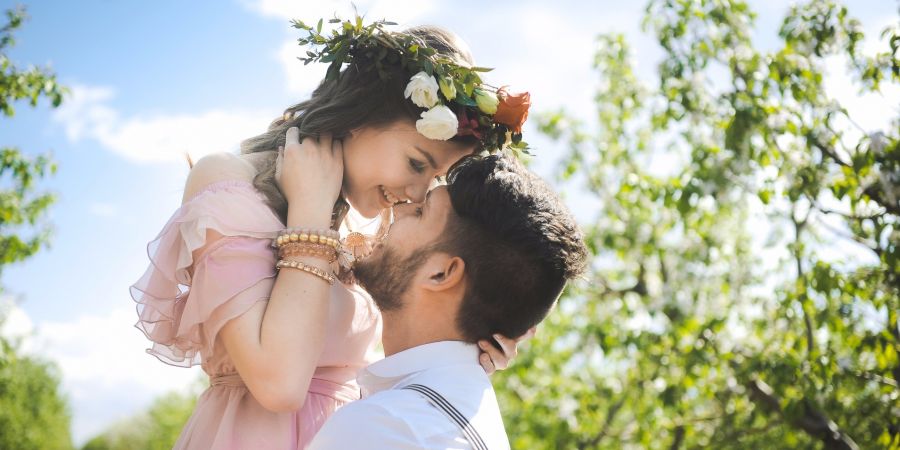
421,254,465,292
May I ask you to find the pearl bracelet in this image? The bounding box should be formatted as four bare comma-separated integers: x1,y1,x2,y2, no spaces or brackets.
275,259,336,285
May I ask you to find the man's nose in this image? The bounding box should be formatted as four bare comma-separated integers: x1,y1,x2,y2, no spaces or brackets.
404,182,428,203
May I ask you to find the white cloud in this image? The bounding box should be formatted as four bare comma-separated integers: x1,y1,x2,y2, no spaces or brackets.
0,298,35,353
457,3,647,179
29,306,202,444
278,39,329,96
245,0,360,21
55,85,118,142
53,84,275,164
263,0,437,96
4,300,203,444
54,1,446,165
35,306,201,394
488,6,600,111
244,0,434,24
251,0,644,147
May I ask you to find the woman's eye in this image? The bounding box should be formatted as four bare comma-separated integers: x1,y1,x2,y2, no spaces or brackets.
408,158,427,174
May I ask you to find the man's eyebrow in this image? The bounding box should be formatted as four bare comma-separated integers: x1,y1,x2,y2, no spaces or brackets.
414,145,438,169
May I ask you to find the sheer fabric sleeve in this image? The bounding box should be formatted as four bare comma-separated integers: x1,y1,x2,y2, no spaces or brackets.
130,180,284,367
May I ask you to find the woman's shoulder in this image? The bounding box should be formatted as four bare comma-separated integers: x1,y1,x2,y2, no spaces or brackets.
183,153,258,204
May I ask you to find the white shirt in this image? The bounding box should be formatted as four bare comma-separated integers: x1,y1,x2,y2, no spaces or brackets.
309,341,511,450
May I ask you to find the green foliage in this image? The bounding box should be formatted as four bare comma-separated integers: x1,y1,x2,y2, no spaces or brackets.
0,5,63,287
0,149,57,269
81,384,201,450
0,6,66,116
494,0,900,448
0,6,71,449
0,308,72,450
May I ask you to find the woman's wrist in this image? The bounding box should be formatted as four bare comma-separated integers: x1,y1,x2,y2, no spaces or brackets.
286,205,333,229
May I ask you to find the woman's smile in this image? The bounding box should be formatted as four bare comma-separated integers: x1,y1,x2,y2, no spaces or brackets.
379,185,404,209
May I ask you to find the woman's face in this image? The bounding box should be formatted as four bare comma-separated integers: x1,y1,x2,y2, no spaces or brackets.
341,120,474,218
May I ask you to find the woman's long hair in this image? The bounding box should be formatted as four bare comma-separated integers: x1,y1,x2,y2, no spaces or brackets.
240,26,478,226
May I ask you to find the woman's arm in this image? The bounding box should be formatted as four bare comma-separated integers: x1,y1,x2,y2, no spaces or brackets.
185,130,343,412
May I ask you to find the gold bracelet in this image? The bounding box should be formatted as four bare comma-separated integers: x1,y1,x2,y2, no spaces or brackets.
278,227,339,240
274,228,341,250
275,259,336,285
278,242,337,263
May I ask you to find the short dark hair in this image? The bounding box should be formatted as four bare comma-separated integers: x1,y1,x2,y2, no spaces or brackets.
440,154,588,342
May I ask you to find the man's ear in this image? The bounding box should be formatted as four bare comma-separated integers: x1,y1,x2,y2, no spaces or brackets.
420,253,465,292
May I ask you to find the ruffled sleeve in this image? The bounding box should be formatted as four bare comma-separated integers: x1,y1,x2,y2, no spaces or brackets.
130,180,285,367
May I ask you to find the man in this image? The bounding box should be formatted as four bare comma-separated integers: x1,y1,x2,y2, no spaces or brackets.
309,154,588,449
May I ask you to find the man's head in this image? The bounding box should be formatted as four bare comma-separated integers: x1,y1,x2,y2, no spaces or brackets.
354,153,588,344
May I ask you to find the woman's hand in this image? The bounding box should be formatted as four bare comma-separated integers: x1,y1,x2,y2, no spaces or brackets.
275,127,343,228
477,327,537,375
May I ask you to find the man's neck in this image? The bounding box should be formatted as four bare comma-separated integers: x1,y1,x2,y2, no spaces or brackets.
381,312,464,356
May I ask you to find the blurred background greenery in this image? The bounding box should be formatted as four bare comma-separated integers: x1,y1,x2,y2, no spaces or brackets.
1,0,898,448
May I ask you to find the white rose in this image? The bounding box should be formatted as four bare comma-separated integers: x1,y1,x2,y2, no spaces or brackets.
416,105,458,140
404,71,440,108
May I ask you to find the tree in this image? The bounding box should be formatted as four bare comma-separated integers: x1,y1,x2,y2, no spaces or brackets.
0,307,72,449
0,5,64,281
81,384,201,450
493,0,899,448
0,5,71,450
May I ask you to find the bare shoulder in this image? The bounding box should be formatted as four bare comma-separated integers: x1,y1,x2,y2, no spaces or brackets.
182,153,256,204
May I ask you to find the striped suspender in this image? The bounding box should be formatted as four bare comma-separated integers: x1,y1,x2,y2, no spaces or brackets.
401,384,489,450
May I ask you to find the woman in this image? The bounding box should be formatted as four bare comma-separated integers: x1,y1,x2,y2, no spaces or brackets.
131,20,531,449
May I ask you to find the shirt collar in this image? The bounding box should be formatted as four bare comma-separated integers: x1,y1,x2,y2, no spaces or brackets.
358,340,480,396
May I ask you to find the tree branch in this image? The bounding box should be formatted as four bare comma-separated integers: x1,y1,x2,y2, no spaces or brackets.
810,137,900,216
888,308,900,388
580,397,626,449
669,425,685,450
813,199,887,222
810,137,851,168
812,215,881,257
847,369,898,388
714,419,784,446
746,378,860,450
792,211,816,359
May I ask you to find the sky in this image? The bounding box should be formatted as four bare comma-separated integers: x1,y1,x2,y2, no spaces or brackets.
0,0,897,446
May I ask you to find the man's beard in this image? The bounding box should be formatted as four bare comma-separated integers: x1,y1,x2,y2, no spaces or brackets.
353,245,432,312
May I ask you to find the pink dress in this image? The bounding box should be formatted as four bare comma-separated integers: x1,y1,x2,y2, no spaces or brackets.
130,180,382,449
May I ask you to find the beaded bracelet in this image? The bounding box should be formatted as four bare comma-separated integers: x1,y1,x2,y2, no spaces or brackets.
274,228,342,250
278,242,338,263
280,227,340,240
275,259,336,285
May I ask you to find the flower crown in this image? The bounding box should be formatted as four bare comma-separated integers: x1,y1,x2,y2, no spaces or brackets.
292,15,531,154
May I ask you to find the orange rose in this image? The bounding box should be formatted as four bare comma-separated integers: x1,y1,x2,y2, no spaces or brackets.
492,87,531,133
